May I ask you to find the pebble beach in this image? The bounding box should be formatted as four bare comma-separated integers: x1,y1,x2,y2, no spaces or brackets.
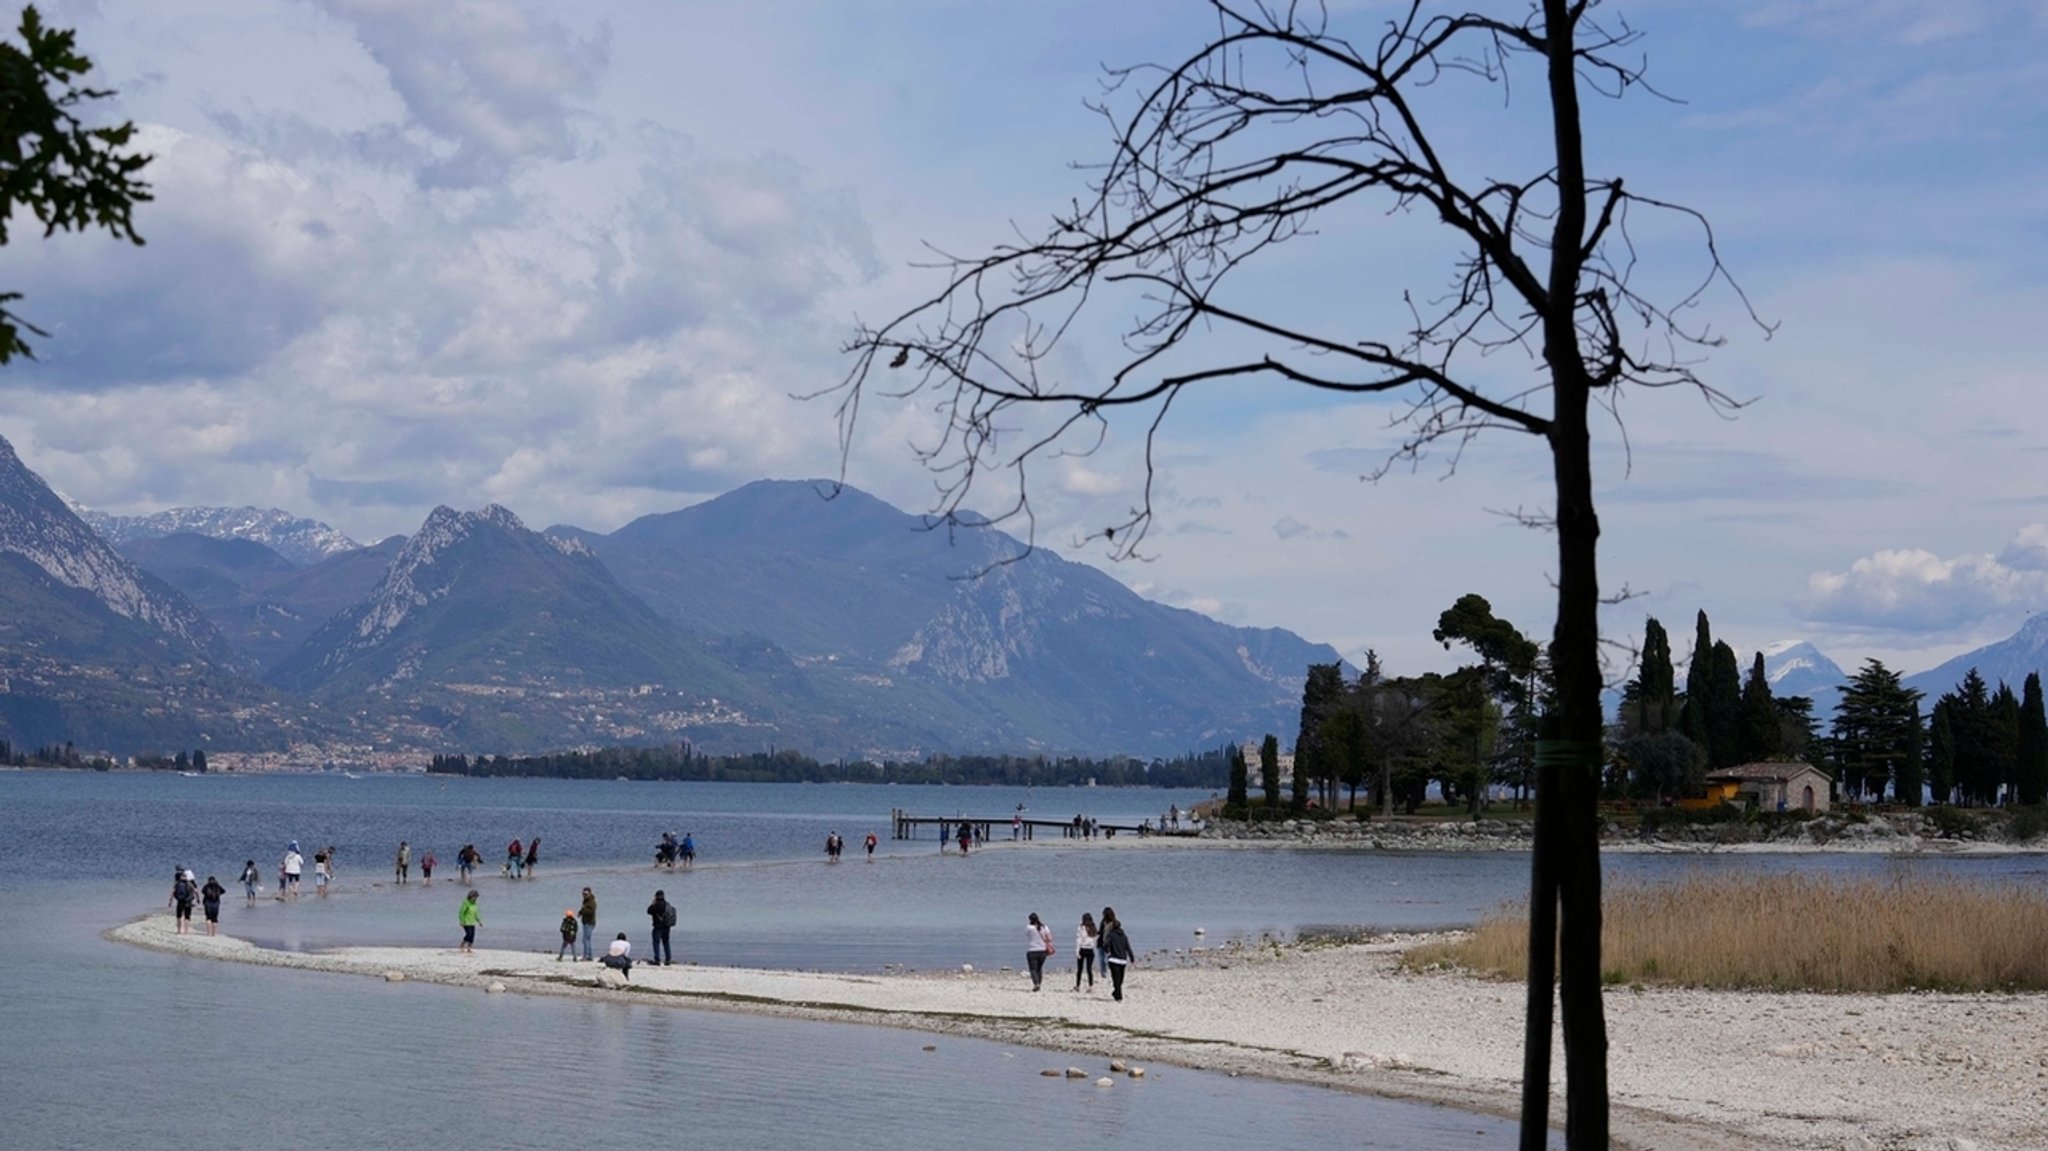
113,914,2048,1151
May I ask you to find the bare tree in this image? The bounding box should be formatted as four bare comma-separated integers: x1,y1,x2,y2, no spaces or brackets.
833,4,1762,1146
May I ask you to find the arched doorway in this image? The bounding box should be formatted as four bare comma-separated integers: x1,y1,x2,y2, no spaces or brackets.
1801,785,1816,814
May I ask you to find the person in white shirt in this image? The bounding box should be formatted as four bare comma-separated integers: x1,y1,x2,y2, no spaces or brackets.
602,933,634,980
1025,912,1054,991
282,844,303,900
1074,912,1098,991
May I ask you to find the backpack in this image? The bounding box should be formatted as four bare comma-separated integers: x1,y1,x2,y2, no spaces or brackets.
173,877,194,902
663,901,678,927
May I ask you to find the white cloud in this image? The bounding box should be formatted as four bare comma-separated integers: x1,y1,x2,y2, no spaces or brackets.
313,0,609,186
1801,527,2048,632
1743,0,2021,44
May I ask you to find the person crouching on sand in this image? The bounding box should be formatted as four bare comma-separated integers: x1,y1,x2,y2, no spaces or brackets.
603,933,633,979
458,890,482,953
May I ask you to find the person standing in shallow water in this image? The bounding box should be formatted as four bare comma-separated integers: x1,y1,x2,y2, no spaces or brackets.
168,868,196,934
420,850,435,885
239,860,260,904
523,837,539,879
458,890,482,953
200,876,225,936
394,841,410,885
1024,912,1054,991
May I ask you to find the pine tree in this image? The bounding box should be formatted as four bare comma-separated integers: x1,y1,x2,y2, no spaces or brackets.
1226,742,1250,810
1738,651,1781,763
2018,674,2048,806
1258,734,1280,808
1830,660,1920,801
1294,663,1344,810
1946,670,1994,805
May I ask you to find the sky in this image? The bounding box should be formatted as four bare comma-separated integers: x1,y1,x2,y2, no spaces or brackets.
5,0,2048,683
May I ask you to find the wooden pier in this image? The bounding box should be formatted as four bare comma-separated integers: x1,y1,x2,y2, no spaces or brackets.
889,809,1198,842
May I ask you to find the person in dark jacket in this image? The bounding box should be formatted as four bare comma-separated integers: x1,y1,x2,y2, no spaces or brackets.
1098,907,1134,1001
647,889,675,965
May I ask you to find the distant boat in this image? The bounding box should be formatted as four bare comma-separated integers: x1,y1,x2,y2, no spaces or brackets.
177,771,201,778
342,772,361,780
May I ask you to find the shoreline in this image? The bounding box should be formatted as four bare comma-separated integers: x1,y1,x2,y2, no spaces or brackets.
113,916,2047,1151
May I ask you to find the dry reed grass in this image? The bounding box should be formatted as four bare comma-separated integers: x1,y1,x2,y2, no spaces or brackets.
1405,873,2048,992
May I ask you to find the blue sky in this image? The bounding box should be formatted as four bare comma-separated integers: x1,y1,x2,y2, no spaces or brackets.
6,0,2048,681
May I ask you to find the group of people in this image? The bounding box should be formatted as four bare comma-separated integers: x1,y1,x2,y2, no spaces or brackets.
1025,907,1135,999
264,841,338,900
822,831,877,861
502,837,540,878
654,831,696,869
391,841,436,884
166,867,227,934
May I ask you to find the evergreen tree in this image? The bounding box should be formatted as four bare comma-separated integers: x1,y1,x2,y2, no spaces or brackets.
2018,673,2048,806
1775,696,1820,766
1947,670,1994,805
1706,640,1743,769
191,748,208,773
1990,682,2022,804
1895,698,1924,807
1637,617,1674,736
1737,651,1781,763
1928,702,1955,805
1680,611,1714,752
1830,660,1921,801
1258,734,1280,808
1226,742,1250,810
1294,663,1345,810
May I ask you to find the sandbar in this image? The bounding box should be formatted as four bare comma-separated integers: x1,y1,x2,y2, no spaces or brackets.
113,916,2047,1151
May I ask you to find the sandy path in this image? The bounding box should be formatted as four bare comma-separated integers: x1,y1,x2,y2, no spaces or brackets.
112,916,2047,1151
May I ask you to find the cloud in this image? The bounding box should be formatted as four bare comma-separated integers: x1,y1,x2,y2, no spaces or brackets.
1272,516,1350,542
1800,526,2048,631
313,0,609,187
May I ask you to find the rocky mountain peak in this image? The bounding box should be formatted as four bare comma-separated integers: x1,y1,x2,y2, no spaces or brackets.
0,433,237,665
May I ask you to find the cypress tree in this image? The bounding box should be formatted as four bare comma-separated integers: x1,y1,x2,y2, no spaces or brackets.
1991,682,2022,804
1895,698,1924,807
1928,702,1955,805
1258,733,1280,807
1227,742,1250,810
1707,640,1743,769
2019,674,2048,806
1680,611,1714,751
1637,617,1674,735
1738,651,1780,763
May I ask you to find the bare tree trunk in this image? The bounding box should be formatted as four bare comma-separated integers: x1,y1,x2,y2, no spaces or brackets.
1534,3,1609,1146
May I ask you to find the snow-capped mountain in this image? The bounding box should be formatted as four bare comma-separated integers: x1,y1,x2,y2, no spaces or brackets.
1762,640,1848,715
1906,615,2048,701
0,434,240,666
78,504,359,566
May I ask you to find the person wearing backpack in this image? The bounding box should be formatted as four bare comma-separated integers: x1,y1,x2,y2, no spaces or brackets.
168,868,196,934
647,889,676,966
239,859,261,905
557,909,579,961
200,876,226,936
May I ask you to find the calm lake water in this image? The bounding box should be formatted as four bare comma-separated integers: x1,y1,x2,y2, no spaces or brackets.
7,770,2042,1151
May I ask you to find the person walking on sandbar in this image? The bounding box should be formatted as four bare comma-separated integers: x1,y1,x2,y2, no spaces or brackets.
395,841,411,885
1024,912,1054,991
1098,907,1134,1001
458,890,482,953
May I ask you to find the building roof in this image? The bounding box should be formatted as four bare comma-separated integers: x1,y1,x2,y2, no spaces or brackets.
1706,762,1833,783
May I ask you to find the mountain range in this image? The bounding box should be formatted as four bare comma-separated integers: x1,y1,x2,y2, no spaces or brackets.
0,436,1338,759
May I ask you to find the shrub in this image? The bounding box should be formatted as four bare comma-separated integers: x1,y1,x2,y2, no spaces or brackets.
1923,805,1985,839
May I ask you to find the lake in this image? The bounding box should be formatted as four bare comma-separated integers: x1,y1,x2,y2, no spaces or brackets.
7,770,2040,1150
